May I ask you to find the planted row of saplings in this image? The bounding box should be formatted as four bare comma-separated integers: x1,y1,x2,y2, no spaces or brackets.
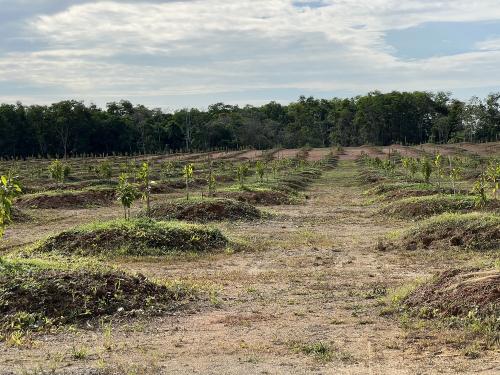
11,155,328,212
0,174,246,342
359,154,500,352
359,153,499,220
359,155,500,251
0,154,339,341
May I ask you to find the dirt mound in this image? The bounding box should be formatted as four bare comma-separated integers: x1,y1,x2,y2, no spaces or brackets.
215,174,236,183
379,194,479,219
9,207,32,223
150,183,177,194
277,168,322,191
357,169,386,185
0,259,186,336
398,213,500,251
32,219,228,256
23,179,117,194
16,188,116,209
403,268,500,318
143,199,262,222
382,188,450,201
164,177,206,190
216,190,293,205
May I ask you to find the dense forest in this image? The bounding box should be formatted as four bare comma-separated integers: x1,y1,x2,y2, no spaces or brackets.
0,91,499,158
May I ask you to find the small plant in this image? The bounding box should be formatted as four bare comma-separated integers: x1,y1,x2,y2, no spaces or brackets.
48,159,70,183
449,165,462,195
420,157,432,184
0,174,22,238
401,157,411,179
160,161,175,182
71,345,89,360
408,158,419,180
472,173,488,207
236,163,249,188
297,341,332,362
183,163,194,200
98,161,113,179
100,320,113,351
382,159,395,174
116,173,137,219
136,162,152,214
485,161,499,200
433,153,445,186
255,160,265,182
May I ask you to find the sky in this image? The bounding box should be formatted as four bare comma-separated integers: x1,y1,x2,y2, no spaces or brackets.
0,0,500,110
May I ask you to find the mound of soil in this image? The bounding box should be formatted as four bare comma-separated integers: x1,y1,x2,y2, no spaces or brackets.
277,169,322,191
357,170,386,184
143,199,261,222
403,268,500,318
150,183,177,194
0,261,185,334
382,188,450,201
379,194,478,219
216,190,293,205
16,188,116,209
23,179,117,194
9,207,32,223
215,174,236,183
399,213,500,251
33,219,228,256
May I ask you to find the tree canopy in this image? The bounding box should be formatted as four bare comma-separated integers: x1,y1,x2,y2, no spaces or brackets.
0,91,498,158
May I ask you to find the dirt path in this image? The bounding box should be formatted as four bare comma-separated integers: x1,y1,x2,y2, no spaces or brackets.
1,161,499,374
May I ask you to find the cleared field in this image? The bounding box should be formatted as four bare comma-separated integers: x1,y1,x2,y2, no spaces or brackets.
0,143,499,374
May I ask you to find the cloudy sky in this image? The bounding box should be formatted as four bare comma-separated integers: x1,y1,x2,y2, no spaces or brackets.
1,0,500,109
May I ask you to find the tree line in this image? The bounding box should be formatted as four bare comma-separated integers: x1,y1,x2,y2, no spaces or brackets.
0,91,498,158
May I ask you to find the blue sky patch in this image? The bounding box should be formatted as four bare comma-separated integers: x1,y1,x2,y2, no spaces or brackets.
385,20,500,59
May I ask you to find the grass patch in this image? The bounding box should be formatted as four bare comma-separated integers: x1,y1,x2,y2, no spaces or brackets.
378,194,482,219
396,212,500,251
29,218,229,257
0,257,193,341
365,182,458,201
291,340,356,363
141,198,262,222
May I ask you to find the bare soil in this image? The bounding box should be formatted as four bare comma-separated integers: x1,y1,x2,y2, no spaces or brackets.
1,160,499,374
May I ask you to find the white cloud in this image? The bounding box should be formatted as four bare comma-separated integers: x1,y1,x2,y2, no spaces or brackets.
1,0,500,107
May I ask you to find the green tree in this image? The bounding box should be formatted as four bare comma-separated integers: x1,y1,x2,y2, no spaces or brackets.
236,163,249,188
255,161,265,182
116,173,137,220
183,164,194,200
0,174,22,238
433,153,445,187
449,165,462,195
98,161,113,179
48,159,71,183
420,157,432,184
472,173,488,207
486,160,500,200
160,161,175,182
408,158,419,180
